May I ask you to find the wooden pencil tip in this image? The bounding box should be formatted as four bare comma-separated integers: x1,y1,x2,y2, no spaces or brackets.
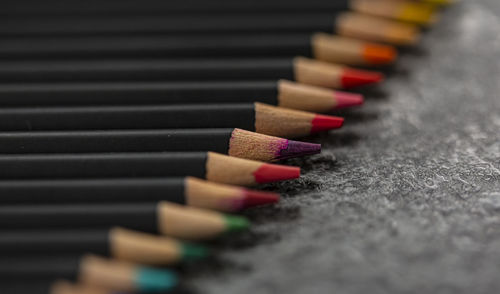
310,114,344,133
333,91,364,109
341,68,385,89
253,163,300,184
240,189,280,208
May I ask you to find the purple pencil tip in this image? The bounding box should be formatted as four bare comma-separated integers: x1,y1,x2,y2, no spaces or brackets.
276,140,321,160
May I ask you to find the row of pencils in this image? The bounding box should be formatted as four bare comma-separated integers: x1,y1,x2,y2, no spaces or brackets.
0,0,453,293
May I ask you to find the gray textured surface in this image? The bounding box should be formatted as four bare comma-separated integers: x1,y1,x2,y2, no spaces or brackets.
187,2,500,293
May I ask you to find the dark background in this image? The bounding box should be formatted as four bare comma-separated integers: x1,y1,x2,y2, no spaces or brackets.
185,1,500,293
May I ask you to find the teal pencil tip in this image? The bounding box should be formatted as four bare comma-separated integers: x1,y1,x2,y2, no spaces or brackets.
136,267,178,292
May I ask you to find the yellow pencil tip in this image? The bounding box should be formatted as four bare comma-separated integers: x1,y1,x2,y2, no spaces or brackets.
398,2,440,25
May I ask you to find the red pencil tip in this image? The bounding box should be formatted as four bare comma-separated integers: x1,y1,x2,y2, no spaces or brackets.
341,68,385,89
240,189,280,208
253,163,300,184
332,91,364,109
310,114,344,133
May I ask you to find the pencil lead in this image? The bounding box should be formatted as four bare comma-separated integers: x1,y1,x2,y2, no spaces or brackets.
276,140,321,160
240,189,280,208
341,68,385,89
310,115,344,133
398,2,440,25
351,0,438,26
253,163,300,184
136,267,179,292
333,91,364,109
224,214,251,232
181,242,210,260
363,43,398,65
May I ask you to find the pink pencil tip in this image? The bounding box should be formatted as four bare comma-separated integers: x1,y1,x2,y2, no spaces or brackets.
240,189,280,208
310,114,344,133
333,91,364,109
253,163,301,184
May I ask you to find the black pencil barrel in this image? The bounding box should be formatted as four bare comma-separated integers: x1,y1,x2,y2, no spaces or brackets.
0,255,79,280
0,34,314,60
0,129,233,154
0,81,279,106
1,0,349,15
0,178,186,204
0,104,256,131
0,13,338,36
0,152,208,179
0,230,110,255
0,203,159,231
0,59,295,83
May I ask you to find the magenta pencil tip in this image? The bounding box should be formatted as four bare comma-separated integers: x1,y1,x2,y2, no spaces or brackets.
276,140,321,160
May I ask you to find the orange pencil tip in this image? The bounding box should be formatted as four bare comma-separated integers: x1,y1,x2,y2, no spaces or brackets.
363,44,398,65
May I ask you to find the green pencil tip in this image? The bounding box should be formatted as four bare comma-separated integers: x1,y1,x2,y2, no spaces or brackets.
224,215,250,232
181,243,210,260
136,267,178,292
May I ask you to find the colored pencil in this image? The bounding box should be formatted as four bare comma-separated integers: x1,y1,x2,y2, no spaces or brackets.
0,80,363,111
0,152,300,185
0,26,414,62
0,103,343,138
0,2,435,37
0,202,250,240
0,57,385,87
0,177,280,211
0,254,179,292
0,0,437,24
0,128,320,162
0,227,208,265
0,34,397,65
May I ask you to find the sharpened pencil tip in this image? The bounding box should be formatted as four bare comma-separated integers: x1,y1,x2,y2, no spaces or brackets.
341,68,384,89
276,140,321,160
398,2,439,25
310,114,344,133
224,215,250,232
253,163,301,184
333,91,364,109
136,267,178,292
241,189,280,208
363,44,398,65
181,243,210,260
